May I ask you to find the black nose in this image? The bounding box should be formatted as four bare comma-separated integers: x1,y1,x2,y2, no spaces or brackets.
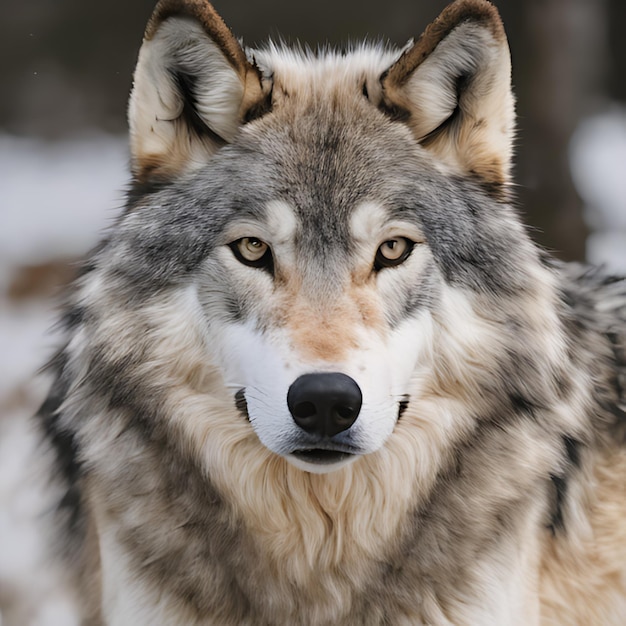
287,373,362,438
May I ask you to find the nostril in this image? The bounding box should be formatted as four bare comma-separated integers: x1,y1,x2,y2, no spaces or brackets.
293,401,316,419
335,405,357,420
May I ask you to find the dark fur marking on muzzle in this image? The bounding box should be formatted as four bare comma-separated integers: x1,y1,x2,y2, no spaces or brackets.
398,396,410,421
235,388,249,421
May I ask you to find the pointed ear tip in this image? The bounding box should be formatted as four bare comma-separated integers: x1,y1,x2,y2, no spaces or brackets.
144,0,225,40
141,0,253,78
145,0,187,38
382,0,507,89
440,0,506,40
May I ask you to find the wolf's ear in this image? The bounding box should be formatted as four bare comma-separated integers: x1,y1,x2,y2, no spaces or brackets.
381,0,514,191
128,0,268,183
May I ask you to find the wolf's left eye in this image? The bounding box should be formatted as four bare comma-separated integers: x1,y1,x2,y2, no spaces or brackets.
229,237,273,270
374,238,414,270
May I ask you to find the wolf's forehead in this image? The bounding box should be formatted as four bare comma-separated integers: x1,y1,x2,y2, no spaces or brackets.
236,106,423,231
242,146,416,250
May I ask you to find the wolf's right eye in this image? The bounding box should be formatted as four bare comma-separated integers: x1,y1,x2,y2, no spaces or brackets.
374,237,415,270
229,237,273,271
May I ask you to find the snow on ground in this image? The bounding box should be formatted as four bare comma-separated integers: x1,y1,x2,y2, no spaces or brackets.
0,134,128,266
0,134,128,626
0,398,80,626
0,133,128,389
0,111,624,624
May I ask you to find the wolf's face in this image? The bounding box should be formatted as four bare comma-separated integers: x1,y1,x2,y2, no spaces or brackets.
191,101,443,471
99,0,530,473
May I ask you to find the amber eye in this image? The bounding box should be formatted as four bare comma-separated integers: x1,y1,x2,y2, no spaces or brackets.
229,237,273,270
374,238,414,270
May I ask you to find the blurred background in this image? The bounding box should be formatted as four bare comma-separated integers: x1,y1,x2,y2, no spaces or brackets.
1,0,625,624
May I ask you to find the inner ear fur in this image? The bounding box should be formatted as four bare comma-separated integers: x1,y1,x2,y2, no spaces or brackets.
381,0,514,191
128,0,269,183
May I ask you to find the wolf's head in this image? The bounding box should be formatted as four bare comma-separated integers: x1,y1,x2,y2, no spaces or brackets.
68,0,562,477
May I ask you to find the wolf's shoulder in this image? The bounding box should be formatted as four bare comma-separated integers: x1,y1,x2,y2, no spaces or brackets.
556,261,626,440
558,262,626,332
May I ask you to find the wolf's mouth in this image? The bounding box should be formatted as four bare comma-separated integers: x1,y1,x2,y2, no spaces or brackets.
290,449,355,465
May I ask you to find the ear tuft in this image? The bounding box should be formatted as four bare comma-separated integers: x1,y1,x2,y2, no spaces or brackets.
129,0,270,183
381,0,514,193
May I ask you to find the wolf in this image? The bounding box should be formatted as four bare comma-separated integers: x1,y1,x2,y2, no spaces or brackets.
38,0,626,624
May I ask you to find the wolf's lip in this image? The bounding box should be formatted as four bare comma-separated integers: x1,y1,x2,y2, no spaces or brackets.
290,449,355,465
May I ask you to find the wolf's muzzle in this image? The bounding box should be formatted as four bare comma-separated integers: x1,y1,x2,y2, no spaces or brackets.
287,373,362,438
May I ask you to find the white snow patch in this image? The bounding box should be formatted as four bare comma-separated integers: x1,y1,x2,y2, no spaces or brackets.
0,134,129,626
0,399,80,626
570,105,626,273
0,304,58,399
0,134,128,267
